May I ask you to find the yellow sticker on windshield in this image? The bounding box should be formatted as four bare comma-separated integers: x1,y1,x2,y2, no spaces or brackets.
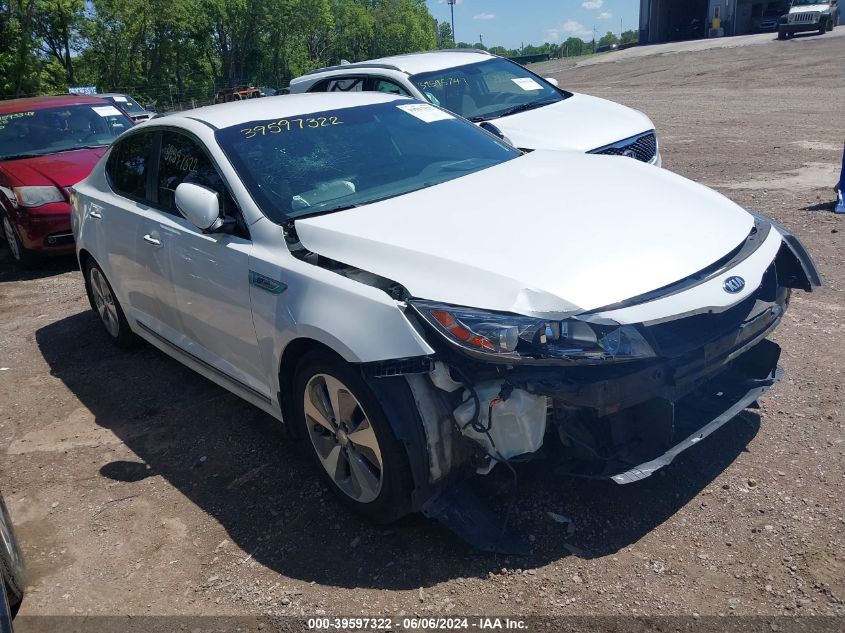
240,116,342,139
0,111,35,130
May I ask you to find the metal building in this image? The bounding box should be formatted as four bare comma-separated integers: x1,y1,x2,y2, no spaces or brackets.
639,0,791,43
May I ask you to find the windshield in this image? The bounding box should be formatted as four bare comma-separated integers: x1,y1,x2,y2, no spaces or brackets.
105,95,146,114
215,100,520,223
0,104,132,160
792,0,827,5
410,57,565,122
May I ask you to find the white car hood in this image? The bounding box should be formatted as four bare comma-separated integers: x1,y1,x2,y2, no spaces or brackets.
489,93,655,152
295,151,754,318
789,4,828,12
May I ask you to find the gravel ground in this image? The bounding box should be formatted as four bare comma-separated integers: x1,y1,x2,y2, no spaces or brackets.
1,31,843,621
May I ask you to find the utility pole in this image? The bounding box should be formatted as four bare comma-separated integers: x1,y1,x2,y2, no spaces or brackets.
479,33,483,46
447,0,456,44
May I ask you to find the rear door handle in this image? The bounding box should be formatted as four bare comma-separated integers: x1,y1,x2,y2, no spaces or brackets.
143,234,161,246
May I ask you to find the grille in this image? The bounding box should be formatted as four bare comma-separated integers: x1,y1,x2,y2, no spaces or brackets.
788,11,819,24
593,132,657,164
645,264,779,359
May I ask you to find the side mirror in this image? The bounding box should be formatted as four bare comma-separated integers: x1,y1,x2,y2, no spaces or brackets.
145,103,156,112
479,121,506,140
544,77,560,87
479,122,515,147
175,183,222,231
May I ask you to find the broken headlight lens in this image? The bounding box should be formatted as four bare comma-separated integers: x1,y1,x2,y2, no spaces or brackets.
410,300,655,364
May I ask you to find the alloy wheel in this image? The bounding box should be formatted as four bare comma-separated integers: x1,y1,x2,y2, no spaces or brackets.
303,373,384,503
0,506,22,575
2,216,21,261
89,267,120,338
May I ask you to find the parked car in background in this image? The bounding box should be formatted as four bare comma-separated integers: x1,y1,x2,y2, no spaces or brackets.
71,94,819,548
98,93,155,123
0,95,133,266
214,86,262,104
0,493,24,627
753,8,786,31
779,0,839,37
289,49,662,166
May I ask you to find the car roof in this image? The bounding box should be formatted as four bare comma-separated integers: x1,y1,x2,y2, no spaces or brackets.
0,94,114,114
97,93,134,98
162,92,410,129
291,50,494,84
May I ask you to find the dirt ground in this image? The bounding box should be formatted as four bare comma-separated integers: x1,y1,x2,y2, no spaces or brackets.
1,31,844,621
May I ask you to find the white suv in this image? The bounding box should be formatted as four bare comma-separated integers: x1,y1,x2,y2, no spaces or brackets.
289,50,661,166
71,93,819,549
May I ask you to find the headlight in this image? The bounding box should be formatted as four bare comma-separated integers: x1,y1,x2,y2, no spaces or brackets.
13,186,64,207
410,300,655,364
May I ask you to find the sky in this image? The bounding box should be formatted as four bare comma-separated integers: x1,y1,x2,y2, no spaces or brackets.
424,0,641,50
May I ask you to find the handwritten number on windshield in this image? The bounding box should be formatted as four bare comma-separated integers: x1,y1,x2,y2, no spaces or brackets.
241,117,342,139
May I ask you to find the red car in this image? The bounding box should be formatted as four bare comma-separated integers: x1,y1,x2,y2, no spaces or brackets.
0,95,133,266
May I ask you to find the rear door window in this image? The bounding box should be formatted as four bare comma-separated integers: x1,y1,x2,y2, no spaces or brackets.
370,78,410,96
310,77,366,93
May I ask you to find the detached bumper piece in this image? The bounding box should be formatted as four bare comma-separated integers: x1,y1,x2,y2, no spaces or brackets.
421,480,529,555
552,339,782,483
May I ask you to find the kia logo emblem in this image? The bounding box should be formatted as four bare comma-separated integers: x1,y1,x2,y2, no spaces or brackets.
622,149,637,159
723,276,746,294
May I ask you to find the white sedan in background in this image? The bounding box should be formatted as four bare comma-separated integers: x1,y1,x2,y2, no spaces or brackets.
290,49,661,165
71,93,819,550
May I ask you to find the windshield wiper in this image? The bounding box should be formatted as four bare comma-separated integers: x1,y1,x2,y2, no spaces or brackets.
0,152,44,161
475,98,560,121
289,203,359,221
53,144,110,153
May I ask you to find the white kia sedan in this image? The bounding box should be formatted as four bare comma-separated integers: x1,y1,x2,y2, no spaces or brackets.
289,50,661,166
71,93,819,549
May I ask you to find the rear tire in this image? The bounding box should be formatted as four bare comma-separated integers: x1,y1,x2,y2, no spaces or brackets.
0,496,25,617
84,259,137,348
1,211,37,269
292,350,413,524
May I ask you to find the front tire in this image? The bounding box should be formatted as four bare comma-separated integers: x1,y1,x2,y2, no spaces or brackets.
1,211,36,268
84,259,137,348
293,351,412,523
777,27,787,39
819,21,827,33
0,496,25,617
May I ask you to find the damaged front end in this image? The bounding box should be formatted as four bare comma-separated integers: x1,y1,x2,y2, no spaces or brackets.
370,222,821,551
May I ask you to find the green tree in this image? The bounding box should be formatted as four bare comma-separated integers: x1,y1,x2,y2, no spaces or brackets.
598,31,619,48
0,0,41,97
561,36,585,57
371,0,435,58
620,29,638,45
328,0,374,63
437,20,453,48
35,0,84,85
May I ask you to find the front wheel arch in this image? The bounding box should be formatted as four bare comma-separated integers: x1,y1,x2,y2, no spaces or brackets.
278,339,434,512
278,338,346,435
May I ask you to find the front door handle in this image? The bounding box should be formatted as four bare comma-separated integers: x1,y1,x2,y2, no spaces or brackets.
143,234,161,246
90,209,103,219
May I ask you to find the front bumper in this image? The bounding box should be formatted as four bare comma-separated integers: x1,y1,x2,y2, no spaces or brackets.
781,17,826,33
11,202,75,254
407,218,819,487
611,351,781,483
